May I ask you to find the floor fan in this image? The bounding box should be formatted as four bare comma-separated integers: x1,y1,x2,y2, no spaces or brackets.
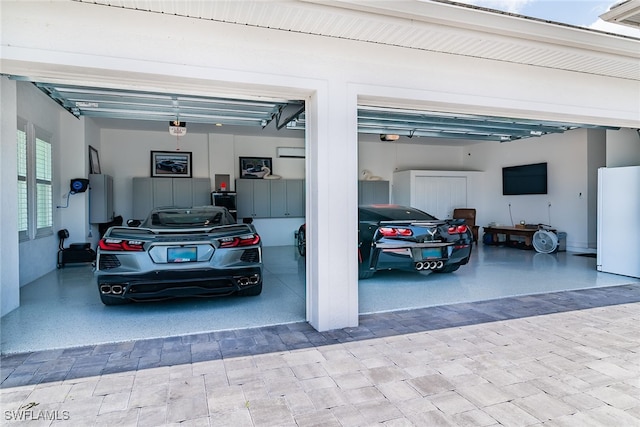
532,228,558,253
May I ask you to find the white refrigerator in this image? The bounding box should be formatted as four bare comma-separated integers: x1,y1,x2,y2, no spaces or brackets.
597,166,640,278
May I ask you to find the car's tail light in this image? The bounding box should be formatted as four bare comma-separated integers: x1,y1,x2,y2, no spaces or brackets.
379,227,413,237
99,238,144,251
448,225,468,234
219,234,260,248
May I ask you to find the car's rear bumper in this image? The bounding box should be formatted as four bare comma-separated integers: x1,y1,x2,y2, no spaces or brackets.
96,267,262,301
366,242,472,273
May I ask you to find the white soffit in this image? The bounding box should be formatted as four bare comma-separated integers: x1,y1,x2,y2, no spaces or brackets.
78,0,640,81
601,0,640,29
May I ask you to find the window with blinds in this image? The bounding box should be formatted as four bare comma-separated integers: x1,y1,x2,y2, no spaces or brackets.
35,137,52,233
17,128,28,238
17,119,53,240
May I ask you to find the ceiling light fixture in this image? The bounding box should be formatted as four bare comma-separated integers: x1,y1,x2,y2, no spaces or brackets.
169,121,186,136
380,134,400,141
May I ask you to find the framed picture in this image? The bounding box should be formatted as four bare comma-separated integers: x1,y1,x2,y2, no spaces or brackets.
151,151,192,178
239,157,273,179
89,145,101,174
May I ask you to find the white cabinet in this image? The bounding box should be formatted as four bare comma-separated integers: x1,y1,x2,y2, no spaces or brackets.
393,170,481,219
132,177,211,219
89,174,114,224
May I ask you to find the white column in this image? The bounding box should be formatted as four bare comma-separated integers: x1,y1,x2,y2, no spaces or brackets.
306,81,359,331
0,77,20,316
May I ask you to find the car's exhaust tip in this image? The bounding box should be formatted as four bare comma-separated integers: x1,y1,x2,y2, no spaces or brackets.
236,274,261,287
415,260,445,270
100,284,125,295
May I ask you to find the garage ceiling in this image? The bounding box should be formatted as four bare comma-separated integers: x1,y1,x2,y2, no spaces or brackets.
35,82,304,130
32,81,614,143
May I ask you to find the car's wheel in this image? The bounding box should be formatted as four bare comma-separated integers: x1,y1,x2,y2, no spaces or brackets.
171,166,178,172
433,263,461,273
237,283,262,296
297,226,306,257
99,293,130,305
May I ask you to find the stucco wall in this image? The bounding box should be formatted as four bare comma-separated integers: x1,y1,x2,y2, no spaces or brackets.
606,128,640,168
463,128,603,251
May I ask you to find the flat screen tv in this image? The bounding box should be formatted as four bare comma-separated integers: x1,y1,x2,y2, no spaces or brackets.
502,162,547,195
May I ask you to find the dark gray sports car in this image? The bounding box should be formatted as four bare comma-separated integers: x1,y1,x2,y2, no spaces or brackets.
95,206,262,305
297,204,473,279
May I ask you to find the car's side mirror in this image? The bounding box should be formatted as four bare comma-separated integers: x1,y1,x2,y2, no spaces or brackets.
127,219,141,227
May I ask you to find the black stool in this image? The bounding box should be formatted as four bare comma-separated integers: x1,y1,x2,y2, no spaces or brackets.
57,229,96,268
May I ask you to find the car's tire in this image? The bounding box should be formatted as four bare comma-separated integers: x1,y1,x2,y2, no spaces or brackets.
297,226,306,257
358,270,375,279
99,293,130,305
237,283,262,296
171,167,178,172
433,263,461,274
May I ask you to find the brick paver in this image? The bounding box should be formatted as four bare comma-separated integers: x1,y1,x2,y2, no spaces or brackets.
1,284,639,426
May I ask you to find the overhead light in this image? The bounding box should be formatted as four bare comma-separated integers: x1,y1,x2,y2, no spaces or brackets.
380,134,400,141
169,121,186,136
215,123,223,127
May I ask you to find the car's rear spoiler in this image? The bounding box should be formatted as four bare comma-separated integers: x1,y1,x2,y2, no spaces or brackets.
106,223,255,238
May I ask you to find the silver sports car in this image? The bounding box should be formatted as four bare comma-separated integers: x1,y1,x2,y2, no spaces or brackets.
95,206,263,305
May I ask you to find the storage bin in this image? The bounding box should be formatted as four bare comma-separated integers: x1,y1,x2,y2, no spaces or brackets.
556,231,567,252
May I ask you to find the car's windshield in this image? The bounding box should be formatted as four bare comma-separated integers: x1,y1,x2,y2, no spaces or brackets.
148,209,232,227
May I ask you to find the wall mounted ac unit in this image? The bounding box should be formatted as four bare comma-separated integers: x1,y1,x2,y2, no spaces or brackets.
277,147,305,158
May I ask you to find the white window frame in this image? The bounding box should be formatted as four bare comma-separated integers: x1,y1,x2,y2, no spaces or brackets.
17,118,53,241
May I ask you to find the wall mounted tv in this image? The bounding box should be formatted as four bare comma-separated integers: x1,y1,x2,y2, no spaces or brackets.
502,162,548,195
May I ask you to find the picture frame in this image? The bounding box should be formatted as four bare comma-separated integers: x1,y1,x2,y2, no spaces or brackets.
89,145,101,174
151,151,192,178
239,157,273,179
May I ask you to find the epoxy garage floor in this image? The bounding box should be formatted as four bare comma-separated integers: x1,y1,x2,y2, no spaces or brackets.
1,245,637,355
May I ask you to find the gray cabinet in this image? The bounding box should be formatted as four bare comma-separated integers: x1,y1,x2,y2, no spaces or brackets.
358,181,389,204
270,179,304,217
236,179,271,219
132,177,211,219
89,174,114,223
236,179,305,219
